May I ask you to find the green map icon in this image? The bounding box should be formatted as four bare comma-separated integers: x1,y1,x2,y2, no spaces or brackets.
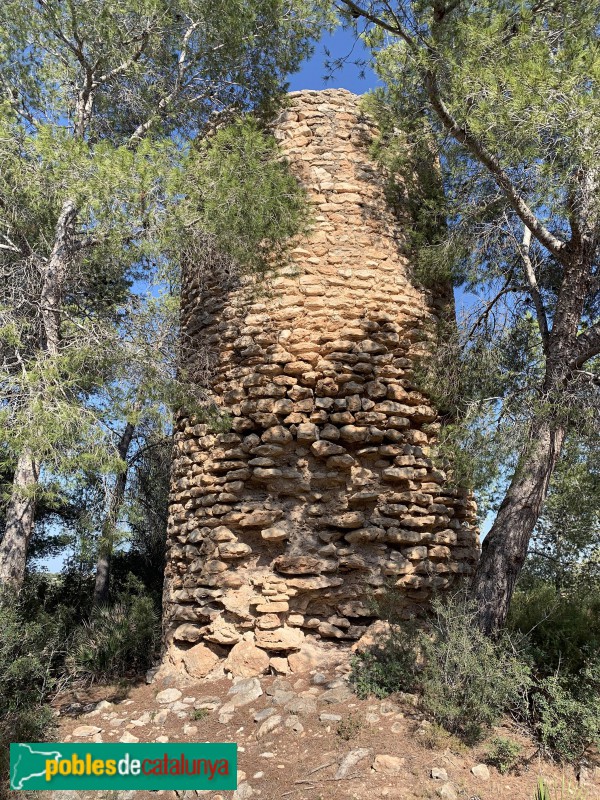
11,743,63,790
10,742,237,791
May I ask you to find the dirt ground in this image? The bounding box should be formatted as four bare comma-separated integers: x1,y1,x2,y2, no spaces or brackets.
47,665,600,800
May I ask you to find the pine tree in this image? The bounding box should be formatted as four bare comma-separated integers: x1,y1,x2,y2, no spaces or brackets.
339,0,600,632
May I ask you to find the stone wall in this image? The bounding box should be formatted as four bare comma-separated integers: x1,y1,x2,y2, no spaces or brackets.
163,89,479,679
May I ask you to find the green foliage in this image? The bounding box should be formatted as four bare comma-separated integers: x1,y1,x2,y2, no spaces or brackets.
0,0,326,140
169,119,308,281
508,583,600,762
0,0,321,592
508,583,600,676
535,779,552,800
351,589,530,744
524,433,600,592
360,91,448,287
413,313,546,516
486,736,522,774
0,591,64,784
418,721,464,752
529,664,600,763
191,708,209,722
66,577,159,681
418,593,529,744
351,648,414,700
336,713,362,741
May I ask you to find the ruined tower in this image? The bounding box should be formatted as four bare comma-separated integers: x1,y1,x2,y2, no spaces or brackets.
163,89,479,679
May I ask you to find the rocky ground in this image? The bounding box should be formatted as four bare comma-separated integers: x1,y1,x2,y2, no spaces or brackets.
47,656,598,800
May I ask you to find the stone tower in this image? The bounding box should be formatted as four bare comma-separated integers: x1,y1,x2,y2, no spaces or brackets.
163,89,479,679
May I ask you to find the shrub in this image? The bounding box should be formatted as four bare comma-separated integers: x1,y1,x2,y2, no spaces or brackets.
336,713,362,741
528,657,600,762
418,593,530,744
0,593,63,790
67,579,159,682
351,638,418,700
418,721,464,752
350,588,530,745
508,583,600,676
486,736,522,774
509,584,600,762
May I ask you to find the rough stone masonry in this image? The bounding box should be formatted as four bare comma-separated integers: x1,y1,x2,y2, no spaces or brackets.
163,89,479,679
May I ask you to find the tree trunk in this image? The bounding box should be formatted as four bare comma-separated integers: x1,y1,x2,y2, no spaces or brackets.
93,421,136,604
0,449,39,590
471,418,565,635
0,199,79,590
40,198,77,356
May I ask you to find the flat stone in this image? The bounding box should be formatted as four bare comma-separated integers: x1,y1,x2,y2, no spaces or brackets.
72,725,101,738
119,732,139,743
288,643,344,673
319,684,353,704
471,764,490,780
269,656,290,674
255,626,304,652
268,677,294,693
320,713,342,722
156,688,182,704
194,696,222,711
372,754,405,773
257,714,282,738
271,690,296,706
283,696,317,716
227,677,263,707
437,782,458,799
253,707,277,723
261,525,289,542
431,768,449,781
225,641,270,678
182,643,220,678
173,623,203,643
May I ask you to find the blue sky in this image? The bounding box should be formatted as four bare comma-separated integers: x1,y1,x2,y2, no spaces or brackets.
289,28,380,94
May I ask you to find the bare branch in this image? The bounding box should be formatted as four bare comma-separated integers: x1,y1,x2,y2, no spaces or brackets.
520,225,549,353
570,322,600,369
423,69,568,261
338,0,416,46
337,1,568,262
467,274,514,338
96,28,152,84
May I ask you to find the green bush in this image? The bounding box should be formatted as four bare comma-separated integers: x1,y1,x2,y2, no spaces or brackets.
0,593,63,789
528,657,600,762
508,583,600,675
350,626,420,700
486,736,522,774
418,593,530,744
67,579,159,681
509,583,600,761
350,589,530,744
